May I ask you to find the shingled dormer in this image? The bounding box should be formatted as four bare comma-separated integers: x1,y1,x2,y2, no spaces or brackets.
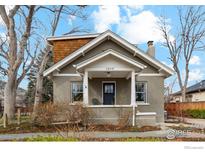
47,33,99,63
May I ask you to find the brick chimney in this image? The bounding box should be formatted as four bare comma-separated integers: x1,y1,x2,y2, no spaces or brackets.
146,41,155,57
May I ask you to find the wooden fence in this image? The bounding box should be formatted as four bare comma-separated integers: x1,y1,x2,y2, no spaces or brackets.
0,106,33,117
164,102,205,116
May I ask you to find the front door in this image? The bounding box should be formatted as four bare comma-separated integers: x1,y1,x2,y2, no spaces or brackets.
103,82,115,105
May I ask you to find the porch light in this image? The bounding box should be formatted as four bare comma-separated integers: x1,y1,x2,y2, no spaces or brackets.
106,71,111,77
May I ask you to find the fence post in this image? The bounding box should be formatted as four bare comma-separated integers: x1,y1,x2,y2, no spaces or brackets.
17,108,21,125
3,113,8,128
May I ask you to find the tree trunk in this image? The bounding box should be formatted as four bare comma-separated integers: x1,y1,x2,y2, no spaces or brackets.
33,46,51,112
34,73,43,109
181,87,186,102
4,73,17,120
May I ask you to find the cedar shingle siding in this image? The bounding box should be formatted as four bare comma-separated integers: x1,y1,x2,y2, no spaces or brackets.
53,38,93,63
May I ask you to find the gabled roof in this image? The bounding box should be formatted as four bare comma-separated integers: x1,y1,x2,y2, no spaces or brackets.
174,80,205,95
74,49,147,70
43,30,175,76
47,33,99,42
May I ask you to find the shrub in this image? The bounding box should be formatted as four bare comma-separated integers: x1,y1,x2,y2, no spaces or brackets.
183,109,205,119
32,102,90,127
116,111,131,129
32,103,58,126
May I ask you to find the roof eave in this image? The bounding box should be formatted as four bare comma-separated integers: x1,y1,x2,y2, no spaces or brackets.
46,34,99,42
43,30,175,76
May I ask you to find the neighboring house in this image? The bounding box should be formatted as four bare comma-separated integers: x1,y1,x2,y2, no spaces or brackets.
44,30,174,126
171,80,205,102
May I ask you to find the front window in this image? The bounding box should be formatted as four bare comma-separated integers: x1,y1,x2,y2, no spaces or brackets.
136,82,147,104
71,82,83,103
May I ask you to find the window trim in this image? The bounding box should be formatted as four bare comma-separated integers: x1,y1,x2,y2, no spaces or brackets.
135,81,148,104
71,81,83,103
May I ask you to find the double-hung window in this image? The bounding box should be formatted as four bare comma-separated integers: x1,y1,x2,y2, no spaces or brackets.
71,82,83,103
136,82,147,104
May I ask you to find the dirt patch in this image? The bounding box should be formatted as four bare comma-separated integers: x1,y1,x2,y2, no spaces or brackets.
86,124,161,132
0,123,161,134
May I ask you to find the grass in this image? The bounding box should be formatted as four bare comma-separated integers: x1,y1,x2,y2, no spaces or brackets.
20,136,205,142
0,115,31,125
24,135,79,142
22,136,166,142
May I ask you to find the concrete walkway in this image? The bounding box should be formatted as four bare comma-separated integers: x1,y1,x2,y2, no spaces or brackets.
168,117,205,128
0,129,205,140
184,118,205,128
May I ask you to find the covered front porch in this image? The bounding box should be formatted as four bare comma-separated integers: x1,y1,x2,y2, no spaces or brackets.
81,68,138,126
74,50,147,126
83,68,136,107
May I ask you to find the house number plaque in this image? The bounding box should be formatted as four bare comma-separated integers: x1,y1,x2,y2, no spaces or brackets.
106,67,114,71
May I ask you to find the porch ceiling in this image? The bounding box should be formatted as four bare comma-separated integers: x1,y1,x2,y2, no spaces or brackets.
88,71,130,78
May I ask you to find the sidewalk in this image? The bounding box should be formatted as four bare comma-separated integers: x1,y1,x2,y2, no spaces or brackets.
0,129,205,140
183,118,205,128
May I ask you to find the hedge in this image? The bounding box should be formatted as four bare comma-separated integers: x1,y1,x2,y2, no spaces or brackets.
184,109,205,119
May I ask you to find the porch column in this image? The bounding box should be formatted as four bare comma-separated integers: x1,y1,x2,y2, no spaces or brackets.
131,70,136,126
131,70,136,105
83,70,89,105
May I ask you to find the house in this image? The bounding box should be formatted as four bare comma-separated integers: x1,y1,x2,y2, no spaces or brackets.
171,80,205,102
43,30,174,126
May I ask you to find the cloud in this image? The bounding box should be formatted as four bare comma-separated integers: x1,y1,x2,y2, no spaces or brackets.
92,5,120,33
188,69,204,82
190,55,200,65
91,6,173,44
126,5,144,10
118,10,164,44
67,14,76,25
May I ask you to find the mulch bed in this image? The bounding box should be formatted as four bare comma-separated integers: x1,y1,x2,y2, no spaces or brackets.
0,123,161,134
0,123,56,134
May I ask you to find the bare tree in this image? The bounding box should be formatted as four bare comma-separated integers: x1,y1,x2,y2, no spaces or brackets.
33,6,88,110
164,77,177,103
159,6,205,102
0,5,38,119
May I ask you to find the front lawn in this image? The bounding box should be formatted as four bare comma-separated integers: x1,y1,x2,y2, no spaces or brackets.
21,136,205,142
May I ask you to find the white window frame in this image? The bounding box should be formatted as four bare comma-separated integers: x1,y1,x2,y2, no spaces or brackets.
71,81,83,103
136,81,148,105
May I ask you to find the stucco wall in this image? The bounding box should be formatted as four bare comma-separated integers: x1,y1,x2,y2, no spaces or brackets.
88,107,133,125
88,78,131,105
136,76,164,123
52,75,164,123
53,76,82,103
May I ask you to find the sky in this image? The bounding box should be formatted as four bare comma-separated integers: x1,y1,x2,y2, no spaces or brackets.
1,5,205,92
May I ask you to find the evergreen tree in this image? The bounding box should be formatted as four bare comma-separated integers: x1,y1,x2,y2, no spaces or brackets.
25,51,53,104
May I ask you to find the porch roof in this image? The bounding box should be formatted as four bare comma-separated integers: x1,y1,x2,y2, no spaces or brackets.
74,49,147,70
